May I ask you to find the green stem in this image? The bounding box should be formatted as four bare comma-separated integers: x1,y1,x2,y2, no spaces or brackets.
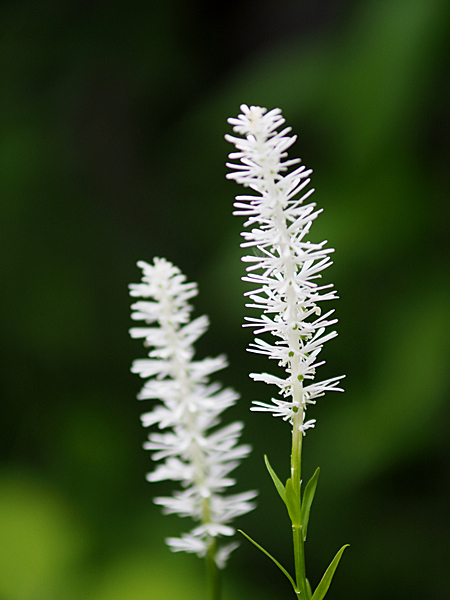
293,524,307,598
291,408,308,599
291,408,303,495
205,538,221,600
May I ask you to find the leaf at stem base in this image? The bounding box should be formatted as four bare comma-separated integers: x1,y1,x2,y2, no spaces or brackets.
311,544,350,600
301,468,320,541
238,529,297,594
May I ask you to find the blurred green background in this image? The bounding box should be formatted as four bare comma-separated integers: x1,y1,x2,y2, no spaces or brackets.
1,0,450,598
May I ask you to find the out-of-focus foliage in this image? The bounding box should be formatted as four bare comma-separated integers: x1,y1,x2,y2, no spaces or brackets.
1,0,449,598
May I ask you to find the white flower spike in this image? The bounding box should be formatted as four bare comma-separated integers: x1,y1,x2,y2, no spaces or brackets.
226,105,345,433
129,257,256,568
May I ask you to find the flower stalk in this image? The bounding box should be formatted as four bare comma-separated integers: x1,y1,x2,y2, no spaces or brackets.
226,104,348,599
129,257,256,598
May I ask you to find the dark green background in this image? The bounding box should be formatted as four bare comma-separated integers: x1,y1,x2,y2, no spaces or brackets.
1,0,450,598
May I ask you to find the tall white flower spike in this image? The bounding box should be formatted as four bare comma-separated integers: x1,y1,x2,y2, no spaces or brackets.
226,105,344,434
129,257,256,570
226,105,348,600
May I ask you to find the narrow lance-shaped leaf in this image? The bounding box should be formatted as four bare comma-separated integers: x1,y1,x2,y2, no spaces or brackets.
301,467,320,541
264,455,287,505
238,530,297,594
311,544,350,600
306,578,313,600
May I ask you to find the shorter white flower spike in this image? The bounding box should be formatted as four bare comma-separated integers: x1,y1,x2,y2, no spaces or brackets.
130,257,256,568
226,105,345,432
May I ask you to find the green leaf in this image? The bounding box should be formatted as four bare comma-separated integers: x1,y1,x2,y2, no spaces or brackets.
306,578,313,600
311,545,350,600
301,467,320,541
238,530,297,594
264,455,287,505
285,478,301,524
